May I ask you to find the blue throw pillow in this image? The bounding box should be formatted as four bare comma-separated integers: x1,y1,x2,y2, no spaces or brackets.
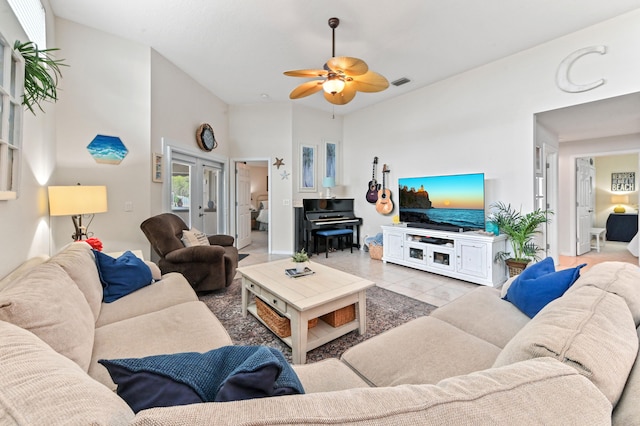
99,346,304,413
504,257,586,318
93,250,153,303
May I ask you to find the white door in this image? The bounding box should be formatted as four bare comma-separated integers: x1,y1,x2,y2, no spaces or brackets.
545,145,559,263
200,164,222,235
576,157,595,255
236,163,252,249
168,148,227,236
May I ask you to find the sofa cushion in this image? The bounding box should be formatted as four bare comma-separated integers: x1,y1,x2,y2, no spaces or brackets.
494,285,638,406
47,242,104,320
431,286,530,348
341,316,501,387
94,250,153,303
292,359,370,394
90,301,233,390
612,326,640,425
0,255,49,291
96,272,197,327
503,257,585,318
0,262,95,371
130,358,611,426
0,319,134,425
568,261,640,327
100,346,303,413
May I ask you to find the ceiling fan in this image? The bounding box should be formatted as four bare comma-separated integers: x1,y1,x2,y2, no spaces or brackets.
284,17,389,106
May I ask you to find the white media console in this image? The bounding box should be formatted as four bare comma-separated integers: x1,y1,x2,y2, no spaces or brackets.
381,225,508,287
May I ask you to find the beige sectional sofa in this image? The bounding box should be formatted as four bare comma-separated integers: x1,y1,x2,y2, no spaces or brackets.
0,242,638,425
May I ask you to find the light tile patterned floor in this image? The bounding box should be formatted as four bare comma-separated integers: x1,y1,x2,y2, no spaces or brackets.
238,231,639,307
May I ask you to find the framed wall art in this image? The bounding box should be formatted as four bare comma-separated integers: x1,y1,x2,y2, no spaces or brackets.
152,152,163,183
324,140,340,183
299,144,316,192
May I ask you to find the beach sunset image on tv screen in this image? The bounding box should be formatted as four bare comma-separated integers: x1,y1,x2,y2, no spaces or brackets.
398,173,485,231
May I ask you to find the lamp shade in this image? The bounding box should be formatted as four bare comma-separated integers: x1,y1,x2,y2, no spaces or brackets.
322,177,335,188
611,194,630,204
48,186,108,216
322,77,345,94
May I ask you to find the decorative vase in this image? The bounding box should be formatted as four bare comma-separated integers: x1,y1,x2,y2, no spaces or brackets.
295,263,306,273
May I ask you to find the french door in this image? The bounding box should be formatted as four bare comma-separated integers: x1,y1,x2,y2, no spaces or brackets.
167,148,227,236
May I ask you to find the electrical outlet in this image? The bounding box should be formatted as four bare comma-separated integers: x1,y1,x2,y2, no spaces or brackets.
124,201,133,212
283,199,290,206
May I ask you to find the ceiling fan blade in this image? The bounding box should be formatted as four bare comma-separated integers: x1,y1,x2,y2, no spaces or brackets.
284,69,328,78
324,84,357,105
351,71,390,93
326,56,368,76
289,80,324,99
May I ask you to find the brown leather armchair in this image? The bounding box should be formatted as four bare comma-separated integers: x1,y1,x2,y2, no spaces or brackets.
140,213,238,292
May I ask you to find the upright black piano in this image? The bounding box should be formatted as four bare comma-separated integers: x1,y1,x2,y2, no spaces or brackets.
294,198,363,255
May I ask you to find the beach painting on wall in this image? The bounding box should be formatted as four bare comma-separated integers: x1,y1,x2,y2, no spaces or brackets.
87,134,129,165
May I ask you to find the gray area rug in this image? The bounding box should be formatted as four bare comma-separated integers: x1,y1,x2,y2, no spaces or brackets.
199,278,436,363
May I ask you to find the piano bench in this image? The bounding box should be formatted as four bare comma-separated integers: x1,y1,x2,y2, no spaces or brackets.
315,229,354,258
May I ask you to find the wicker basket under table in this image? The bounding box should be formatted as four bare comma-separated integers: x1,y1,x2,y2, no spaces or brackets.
320,304,356,327
255,297,317,338
369,245,383,260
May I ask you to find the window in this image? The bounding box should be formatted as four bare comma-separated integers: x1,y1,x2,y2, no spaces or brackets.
0,33,24,200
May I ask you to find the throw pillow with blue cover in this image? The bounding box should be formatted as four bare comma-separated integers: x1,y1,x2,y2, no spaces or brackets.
504,257,586,318
93,250,153,302
99,345,304,413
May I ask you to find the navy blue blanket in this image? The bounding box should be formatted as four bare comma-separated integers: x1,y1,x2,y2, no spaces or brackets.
100,345,304,412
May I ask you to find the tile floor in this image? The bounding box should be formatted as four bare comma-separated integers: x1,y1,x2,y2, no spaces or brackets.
238,230,638,308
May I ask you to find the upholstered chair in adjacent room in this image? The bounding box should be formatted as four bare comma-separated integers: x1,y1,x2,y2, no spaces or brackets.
140,213,238,292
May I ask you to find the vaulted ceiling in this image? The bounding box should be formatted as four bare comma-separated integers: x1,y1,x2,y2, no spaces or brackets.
49,0,640,117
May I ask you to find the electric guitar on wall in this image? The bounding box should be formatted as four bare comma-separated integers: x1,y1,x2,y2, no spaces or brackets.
376,164,393,215
366,157,381,203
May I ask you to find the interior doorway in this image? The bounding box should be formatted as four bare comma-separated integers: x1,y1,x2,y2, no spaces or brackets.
233,159,270,255
535,92,640,263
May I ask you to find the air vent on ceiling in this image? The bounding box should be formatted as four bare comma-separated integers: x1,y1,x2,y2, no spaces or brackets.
391,77,411,87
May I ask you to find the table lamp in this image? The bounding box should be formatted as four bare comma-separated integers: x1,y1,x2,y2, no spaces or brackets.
48,185,108,240
611,194,629,213
322,177,335,198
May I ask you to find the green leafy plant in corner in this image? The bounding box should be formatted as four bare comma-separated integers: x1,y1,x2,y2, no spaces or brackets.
14,40,67,114
487,201,552,264
292,249,309,263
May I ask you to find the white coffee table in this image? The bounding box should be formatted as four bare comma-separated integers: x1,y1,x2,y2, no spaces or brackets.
238,258,374,364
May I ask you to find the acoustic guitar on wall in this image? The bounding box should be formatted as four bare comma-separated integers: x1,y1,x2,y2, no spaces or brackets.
366,157,381,203
376,164,393,215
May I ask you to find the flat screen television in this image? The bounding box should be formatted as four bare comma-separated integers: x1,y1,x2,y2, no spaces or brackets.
398,173,485,232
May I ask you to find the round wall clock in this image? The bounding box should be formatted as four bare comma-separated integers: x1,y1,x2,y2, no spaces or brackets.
196,123,218,151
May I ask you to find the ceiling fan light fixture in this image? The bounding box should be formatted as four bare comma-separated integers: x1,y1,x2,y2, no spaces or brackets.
323,76,345,94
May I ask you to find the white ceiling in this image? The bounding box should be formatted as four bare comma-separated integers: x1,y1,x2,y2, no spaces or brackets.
536,92,640,142
48,0,640,117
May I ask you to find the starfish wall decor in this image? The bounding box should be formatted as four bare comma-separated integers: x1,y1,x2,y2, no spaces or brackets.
273,158,285,169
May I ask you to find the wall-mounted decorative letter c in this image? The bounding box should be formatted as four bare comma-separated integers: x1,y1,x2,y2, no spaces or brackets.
556,45,607,93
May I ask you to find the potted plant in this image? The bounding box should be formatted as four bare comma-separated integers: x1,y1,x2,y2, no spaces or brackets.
14,40,67,114
487,202,552,276
291,249,310,273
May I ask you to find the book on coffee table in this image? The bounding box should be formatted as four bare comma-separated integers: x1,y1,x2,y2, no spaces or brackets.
285,267,315,278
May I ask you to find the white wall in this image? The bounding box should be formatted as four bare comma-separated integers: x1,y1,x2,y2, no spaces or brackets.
150,49,231,224
0,0,56,277
344,9,640,247
228,103,293,253
53,18,151,255
292,105,343,202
